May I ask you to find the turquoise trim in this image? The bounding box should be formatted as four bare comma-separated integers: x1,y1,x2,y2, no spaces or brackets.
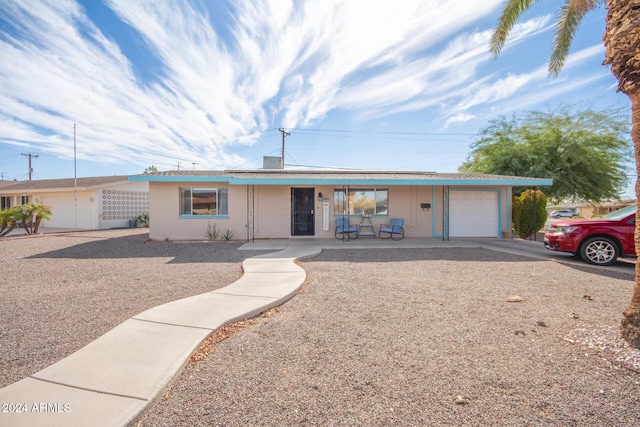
179,215,229,219
130,174,552,187
332,214,389,219
229,178,552,186
431,186,441,238
499,191,503,237
505,187,512,239
444,186,450,239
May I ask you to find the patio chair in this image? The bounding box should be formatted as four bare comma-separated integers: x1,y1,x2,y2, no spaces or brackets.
379,218,404,240
335,217,358,240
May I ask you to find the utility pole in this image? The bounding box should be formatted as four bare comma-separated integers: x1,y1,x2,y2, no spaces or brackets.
279,128,290,169
175,162,181,171
74,123,78,228
21,153,39,181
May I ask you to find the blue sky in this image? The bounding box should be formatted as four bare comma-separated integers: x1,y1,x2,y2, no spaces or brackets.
0,1,633,194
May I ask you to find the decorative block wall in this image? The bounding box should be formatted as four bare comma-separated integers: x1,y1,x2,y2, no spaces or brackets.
100,189,149,224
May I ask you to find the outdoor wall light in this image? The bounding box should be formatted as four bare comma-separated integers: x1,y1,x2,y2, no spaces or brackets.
318,192,323,201
421,203,431,211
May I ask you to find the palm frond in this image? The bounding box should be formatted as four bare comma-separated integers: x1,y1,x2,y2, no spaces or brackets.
490,0,540,58
550,0,598,75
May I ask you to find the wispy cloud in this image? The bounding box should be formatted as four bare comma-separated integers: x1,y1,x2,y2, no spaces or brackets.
440,44,611,126
0,0,615,171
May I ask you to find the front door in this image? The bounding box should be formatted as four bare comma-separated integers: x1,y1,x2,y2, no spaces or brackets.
291,188,315,236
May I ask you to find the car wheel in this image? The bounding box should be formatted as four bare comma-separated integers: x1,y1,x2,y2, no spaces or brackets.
570,215,577,218
554,214,561,218
579,236,619,266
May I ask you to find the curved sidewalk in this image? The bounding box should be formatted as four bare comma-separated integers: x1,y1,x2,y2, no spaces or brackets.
0,240,321,427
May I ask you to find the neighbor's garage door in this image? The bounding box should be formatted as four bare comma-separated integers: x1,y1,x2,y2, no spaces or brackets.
449,191,499,237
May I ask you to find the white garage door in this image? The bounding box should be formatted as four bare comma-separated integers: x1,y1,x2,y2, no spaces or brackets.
449,191,499,237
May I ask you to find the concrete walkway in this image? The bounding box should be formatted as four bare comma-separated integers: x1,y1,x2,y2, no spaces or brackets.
0,240,321,427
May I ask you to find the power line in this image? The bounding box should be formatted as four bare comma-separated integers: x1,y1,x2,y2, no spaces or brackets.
272,127,474,136
279,128,290,169
275,129,472,143
21,152,39,181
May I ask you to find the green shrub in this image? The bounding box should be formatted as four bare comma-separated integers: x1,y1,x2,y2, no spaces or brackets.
222,228,235,241
136,213,149,227
512,189,547,239
205,222,219,241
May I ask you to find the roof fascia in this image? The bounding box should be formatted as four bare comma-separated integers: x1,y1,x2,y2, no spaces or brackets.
226,177,553,186
129,175,229,183
0,180,132,193
129,174,552,187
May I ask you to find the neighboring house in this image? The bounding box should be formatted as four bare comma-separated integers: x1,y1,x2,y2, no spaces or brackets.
576,199,636,218
130,169,552,241
0,176,149,229
547,200,636,219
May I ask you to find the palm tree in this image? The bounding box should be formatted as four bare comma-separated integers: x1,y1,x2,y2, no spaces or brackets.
491,0,640,348
0,207,20,237
17,203,52,234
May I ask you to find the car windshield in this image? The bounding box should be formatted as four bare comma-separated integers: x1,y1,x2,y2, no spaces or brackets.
603,205,637,220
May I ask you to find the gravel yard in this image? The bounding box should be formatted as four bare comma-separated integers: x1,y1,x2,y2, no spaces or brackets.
138,248,640,426
0,229,269,388
2,230,640,426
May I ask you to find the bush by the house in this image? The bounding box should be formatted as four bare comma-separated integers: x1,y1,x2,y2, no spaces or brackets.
512,189,547,239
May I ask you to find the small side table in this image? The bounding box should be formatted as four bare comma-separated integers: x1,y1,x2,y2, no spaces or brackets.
358,215,376,237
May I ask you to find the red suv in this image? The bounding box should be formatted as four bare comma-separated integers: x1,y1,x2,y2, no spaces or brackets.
544,205,636,266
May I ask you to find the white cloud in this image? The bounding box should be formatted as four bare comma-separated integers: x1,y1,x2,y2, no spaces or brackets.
445,114,476,128
0,0,616,172
439,44,613,127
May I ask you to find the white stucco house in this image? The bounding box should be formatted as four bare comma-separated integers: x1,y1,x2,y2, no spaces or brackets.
0,176,149,230
129,169,552,241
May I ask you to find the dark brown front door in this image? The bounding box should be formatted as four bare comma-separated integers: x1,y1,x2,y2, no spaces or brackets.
291,188,315,236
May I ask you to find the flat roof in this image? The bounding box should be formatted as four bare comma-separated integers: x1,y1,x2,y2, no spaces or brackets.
129,169,553,187
0,176,132,192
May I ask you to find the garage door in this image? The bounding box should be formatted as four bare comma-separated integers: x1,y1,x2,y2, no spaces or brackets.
449,191,499,237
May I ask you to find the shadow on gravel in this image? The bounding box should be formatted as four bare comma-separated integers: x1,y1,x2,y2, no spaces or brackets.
27,233,268,264
305,248,635,281
549,260,635,281
305,247,539,263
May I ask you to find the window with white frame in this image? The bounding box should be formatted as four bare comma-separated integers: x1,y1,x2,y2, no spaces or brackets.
20,195,29,205
334,188,388,216
179,187,228,216
1,196,10,210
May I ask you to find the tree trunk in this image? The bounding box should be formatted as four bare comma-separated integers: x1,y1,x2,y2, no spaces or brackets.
0,222,15,237
33,216,42,234
604,0,640,348
620,90,640,347
24,215,33,234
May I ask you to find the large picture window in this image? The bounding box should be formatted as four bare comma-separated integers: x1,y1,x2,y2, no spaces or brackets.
334,188,388,216
1,196,10,210
180,188,228,216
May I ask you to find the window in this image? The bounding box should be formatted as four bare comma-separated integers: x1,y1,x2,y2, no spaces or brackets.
334,188,388,216
1,196,10,210
20,195,29,205
179,188,228,216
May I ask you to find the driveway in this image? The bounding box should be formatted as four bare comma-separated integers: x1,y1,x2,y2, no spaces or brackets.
469,237,636,275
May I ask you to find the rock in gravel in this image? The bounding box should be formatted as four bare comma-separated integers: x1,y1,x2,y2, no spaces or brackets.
506,295,524,302
454,395,469,405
